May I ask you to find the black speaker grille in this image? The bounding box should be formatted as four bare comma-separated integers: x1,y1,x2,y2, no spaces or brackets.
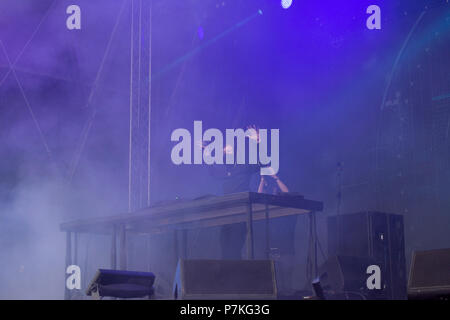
410,248,450,288
183,260,274,295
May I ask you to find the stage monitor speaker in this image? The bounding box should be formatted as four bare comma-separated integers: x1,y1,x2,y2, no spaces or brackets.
86,269,155,299
173,259,277,300
317,255,384,300
408,248,450,300
328,212,407,299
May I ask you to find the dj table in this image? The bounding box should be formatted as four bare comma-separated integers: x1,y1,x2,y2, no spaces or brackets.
60,192,323,298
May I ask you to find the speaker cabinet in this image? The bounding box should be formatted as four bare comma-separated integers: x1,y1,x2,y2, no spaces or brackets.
408,248,450,300
173,259,277,300
328,212,407,299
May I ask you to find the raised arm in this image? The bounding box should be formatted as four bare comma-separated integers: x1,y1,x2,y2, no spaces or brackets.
273,175,289,193
258,176,265,193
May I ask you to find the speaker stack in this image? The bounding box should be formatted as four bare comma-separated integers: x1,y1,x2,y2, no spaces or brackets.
323,211,407,299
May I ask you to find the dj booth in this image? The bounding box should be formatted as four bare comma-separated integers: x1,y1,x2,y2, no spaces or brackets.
60,192,323,299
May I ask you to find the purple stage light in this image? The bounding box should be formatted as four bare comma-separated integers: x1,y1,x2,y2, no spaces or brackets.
198,26,204,40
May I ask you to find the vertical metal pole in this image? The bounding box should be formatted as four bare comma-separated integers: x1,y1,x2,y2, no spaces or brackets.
312,212,318,278
64,231,72,300
111,225,117,269
246,202,254,260
307,211,319,282
265,203,270,260
147,235,152,272
119,224,127,270
128,0,135,213
147,0,152,207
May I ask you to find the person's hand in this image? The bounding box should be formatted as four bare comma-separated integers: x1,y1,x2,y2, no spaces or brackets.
246,125,260,143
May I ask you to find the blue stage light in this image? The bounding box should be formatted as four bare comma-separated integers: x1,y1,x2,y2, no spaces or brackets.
281,0,292,9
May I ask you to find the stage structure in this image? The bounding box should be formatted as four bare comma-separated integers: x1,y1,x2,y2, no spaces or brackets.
60,0,328,300
61,192,324,298
61,0,153,299
128,0,153,213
